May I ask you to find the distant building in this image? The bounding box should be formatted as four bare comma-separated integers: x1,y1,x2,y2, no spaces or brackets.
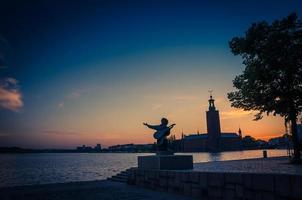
182,95,242,152
76,145,93,152
268,134,290,149
76,144,102,152
94,144,102,151
108,143,154,152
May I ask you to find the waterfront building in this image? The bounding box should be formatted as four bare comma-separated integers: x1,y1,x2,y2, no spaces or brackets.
108,143,154,152
94,144,102,150
76,145,93,152
182,95,242,152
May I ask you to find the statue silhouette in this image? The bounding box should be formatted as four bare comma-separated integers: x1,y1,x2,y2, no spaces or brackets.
143,118,175,153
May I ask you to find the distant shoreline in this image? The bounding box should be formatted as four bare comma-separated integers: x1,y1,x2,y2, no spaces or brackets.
0,146,287,154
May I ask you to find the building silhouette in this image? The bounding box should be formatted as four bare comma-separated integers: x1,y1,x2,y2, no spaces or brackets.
206,95,221,152
182,95,242,152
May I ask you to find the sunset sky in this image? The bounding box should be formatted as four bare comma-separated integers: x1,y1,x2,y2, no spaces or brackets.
0,0,301,148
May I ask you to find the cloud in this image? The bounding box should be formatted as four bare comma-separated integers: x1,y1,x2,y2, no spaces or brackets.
66,88,90,99
0,132,9,137
174,95,198,101
220,110,254,120
144,94,199,102
58,102,64,108
43,130,84,135
0,78,23,112
152,103,163,110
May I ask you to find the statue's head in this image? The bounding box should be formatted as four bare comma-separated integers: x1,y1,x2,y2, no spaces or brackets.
161,118,168,125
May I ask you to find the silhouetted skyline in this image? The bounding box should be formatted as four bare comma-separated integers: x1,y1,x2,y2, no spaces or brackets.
0,0,301,148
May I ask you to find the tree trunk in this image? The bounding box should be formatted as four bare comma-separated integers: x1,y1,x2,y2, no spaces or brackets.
290,113,301,160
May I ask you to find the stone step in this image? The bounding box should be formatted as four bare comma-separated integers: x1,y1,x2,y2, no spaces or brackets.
107,167,133,183
108,176,127,182
114,173,128,178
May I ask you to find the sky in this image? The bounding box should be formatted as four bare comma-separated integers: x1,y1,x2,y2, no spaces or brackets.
0,0,301,148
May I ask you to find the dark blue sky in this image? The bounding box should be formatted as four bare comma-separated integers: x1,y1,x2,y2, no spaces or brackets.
0,0,301,148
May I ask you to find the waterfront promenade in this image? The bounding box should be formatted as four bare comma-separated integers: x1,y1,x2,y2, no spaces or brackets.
193,156,302,175
0,180,192,200
129,156,302,199
1,157,301,200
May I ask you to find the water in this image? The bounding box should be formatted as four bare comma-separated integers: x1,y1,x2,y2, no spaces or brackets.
0,149,287,187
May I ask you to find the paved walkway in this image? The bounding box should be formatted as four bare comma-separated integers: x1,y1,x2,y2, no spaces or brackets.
193,156,302,175
0,180,193,200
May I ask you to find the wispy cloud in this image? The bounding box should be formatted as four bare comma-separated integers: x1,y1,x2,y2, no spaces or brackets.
0,78,23,112
174,95,198,101
220,110,254,120
144,94,199,102
66,88,90,99
58,102,64,109
152,103,163,110
43,130,84,135
0,132,9,137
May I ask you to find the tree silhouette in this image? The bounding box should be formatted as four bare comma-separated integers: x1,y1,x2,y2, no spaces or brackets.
228,13,302,161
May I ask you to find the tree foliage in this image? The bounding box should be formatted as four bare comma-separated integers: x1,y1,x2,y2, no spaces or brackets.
228,13,302,159
228,13,302,120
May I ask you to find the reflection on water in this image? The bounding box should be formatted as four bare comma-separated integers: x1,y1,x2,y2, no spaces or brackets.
179,149,287,163
0,149,287,187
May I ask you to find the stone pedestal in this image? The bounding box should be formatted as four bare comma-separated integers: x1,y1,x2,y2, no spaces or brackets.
138,155,193,170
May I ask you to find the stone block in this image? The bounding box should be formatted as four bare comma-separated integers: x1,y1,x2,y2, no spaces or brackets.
175,184,184,194
168,178,180,188
159,178,168,187
252,174,274,192
150,181,157,189
208,187,222,198
189,172,200,183
275,197,289,200
274,174,290,197
167,171,175,178
174,173,181,184
138,155,193,170
199,172,208,188
243,189,254,200
147,170,156,179
183,183,192,196
201,188,208,198
154,171,160,179
235,185,243,198
225,183,235,190
137,170,144,176
243,174,252,188
191,186,202,198
208,173,224,187
159,171,167,177
261,192,275,200
254,192,262,200
223,189,235,200
225,173,242,184
168,187,174,193
181,172,190,182
291,175,302,199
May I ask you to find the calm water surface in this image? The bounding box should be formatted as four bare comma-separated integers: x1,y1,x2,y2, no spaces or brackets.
0,149,287,187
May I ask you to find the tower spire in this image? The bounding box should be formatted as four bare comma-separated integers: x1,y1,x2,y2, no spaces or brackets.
208,89,216,111
238,126,242,138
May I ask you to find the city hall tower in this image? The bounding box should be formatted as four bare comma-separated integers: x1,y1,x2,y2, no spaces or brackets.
206,95,221,152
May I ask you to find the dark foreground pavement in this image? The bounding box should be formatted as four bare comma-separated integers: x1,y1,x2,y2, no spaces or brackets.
0,180,193,200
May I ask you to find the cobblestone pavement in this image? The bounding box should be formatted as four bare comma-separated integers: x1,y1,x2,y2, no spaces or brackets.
193,156,302,175
0,180,193,200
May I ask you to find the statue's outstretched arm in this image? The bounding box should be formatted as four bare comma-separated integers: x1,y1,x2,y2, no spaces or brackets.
143,123,162,130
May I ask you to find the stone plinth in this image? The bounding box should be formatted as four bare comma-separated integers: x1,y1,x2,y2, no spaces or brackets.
138,155,193,170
